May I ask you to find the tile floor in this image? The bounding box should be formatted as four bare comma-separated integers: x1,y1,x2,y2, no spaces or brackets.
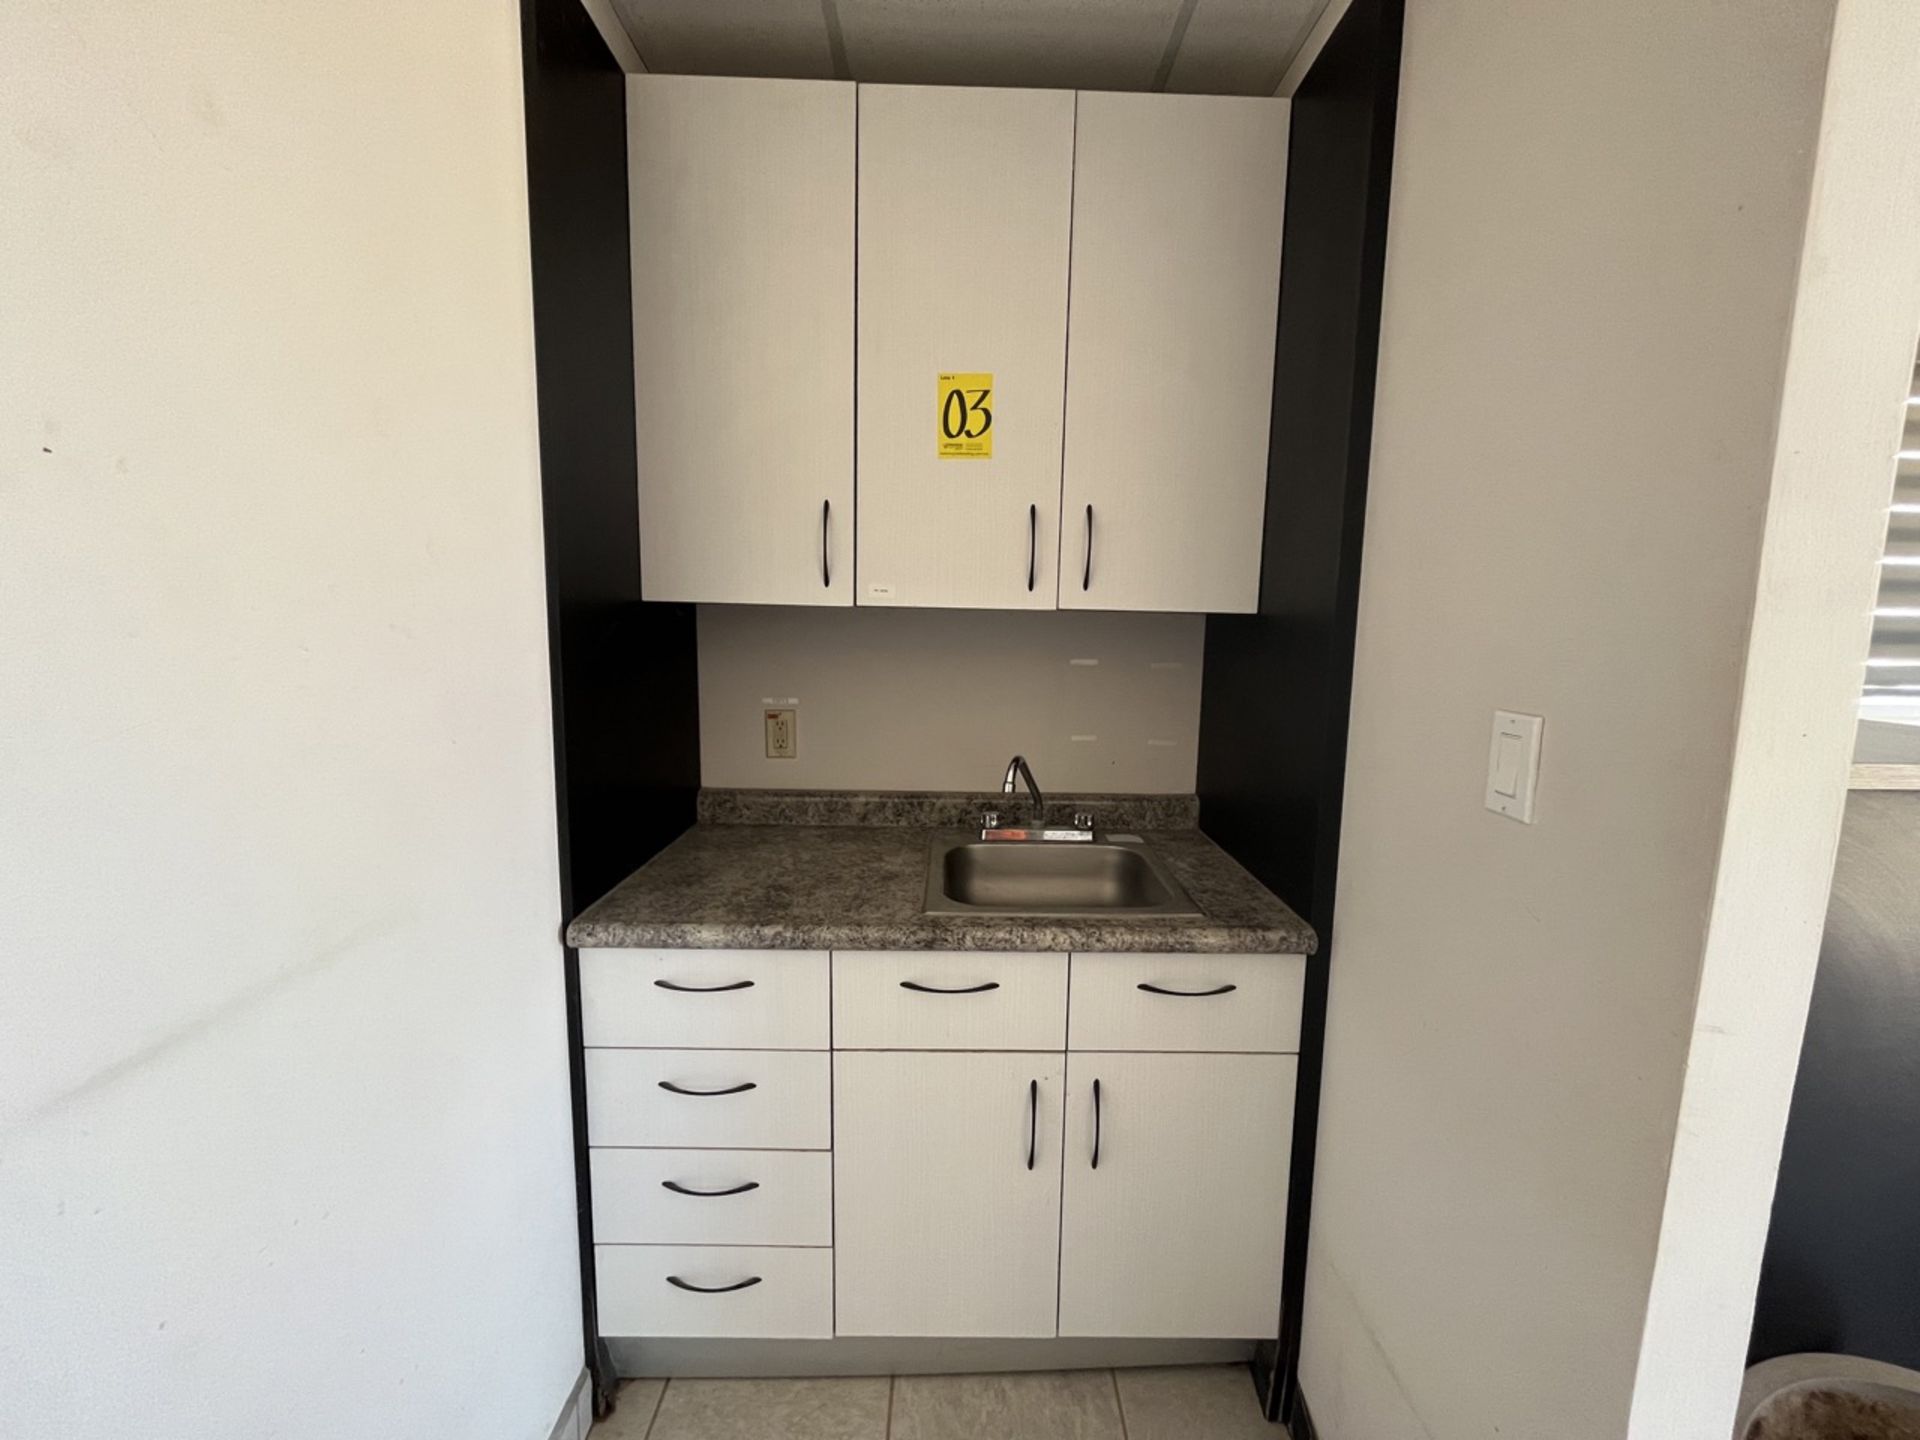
591,1365,1276,1439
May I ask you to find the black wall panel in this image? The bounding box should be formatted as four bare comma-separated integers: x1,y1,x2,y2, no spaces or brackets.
522,0,698,916
520,0,699,1409
1195,0,1404,1424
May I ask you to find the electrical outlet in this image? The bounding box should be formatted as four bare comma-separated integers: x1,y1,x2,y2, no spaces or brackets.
764,708,796,759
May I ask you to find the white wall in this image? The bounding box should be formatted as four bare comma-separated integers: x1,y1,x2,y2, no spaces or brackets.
1300,3,1920,1439
1625,4,1920,1428
697,606,1205,792
0,3,582,1438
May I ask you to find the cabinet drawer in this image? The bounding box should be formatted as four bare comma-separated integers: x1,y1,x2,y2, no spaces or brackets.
591,1149,832,1247
1068,953,1305,1052
833,951,1067,1050
585,1049,831,1149
596,1244,832,1338
580,949,829,1050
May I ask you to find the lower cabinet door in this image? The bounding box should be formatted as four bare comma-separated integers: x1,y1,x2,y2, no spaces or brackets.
834,1051,1064,1337
1058,1052,1295,1338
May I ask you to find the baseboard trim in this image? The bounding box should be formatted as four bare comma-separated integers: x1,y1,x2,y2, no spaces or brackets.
606,1337,1255,1378
545,1368,592,1440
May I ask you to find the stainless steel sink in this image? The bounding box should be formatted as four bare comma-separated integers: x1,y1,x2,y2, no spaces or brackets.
923,835,1200,917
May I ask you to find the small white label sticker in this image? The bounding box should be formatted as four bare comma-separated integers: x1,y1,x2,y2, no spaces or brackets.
867,582,895,598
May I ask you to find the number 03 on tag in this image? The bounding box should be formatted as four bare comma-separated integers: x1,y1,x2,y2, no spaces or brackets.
936,372,993,459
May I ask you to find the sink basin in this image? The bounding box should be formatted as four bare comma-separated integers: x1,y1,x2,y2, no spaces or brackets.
924,835,1200,917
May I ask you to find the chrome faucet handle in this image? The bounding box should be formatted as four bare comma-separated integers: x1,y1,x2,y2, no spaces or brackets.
1073,811,1095,831
982,810,1000,830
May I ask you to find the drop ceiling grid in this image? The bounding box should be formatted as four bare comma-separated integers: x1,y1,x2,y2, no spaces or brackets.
604,0,1328,95
1167,0,1327,95
610,0,837,78
834,0,1185,91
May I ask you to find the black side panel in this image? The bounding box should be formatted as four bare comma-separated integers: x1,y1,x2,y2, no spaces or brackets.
1749,790,1920,1371
1194,0,1403,1425
521,0,699,912
520,0,699,1413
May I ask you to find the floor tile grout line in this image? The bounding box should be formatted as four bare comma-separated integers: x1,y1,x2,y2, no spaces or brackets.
606,1365,1271,1440
640,1377,667,1440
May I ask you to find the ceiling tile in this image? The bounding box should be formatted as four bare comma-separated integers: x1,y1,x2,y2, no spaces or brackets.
1164,0,1325,95
834,0,1185,92
611,0,837,78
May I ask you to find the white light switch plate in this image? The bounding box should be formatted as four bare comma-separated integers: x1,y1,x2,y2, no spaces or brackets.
1485,710,1543,823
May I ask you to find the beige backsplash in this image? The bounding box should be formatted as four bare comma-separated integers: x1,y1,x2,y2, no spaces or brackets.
696,605,1205,793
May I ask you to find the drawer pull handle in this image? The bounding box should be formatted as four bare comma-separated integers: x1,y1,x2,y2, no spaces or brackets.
666,1275,763,1294
900,980,1001,995
1082,503,1094,591
661,1180,761,1198
1026,1078,1038,1172
1091,1077,1102,1170
1136,982,1238,998
822,498,832,588
657,1080,757,1097
654,978,755,993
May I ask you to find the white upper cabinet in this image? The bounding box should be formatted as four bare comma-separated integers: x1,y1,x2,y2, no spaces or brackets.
856,86,1075,610
1060,92,1289,614
628,75,855,605
625,81,1287,614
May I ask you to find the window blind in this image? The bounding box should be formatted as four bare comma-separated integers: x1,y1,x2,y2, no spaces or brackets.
1862,357,1920,719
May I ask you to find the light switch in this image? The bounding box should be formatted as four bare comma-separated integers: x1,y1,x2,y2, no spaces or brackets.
1491,733,1524,797
1484,710,1543,823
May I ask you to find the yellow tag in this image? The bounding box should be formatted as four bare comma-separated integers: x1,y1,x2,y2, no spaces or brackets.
937,373,993,459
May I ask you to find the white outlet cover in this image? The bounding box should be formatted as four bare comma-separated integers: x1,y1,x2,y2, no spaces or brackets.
1485,710,1544,823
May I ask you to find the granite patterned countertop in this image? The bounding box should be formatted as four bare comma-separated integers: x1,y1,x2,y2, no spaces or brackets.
566,790,1317,955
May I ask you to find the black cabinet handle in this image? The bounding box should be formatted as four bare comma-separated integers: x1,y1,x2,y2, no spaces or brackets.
1027,503,1037,592
1091,1077,1102,1170
657,1080,757,1097
1136,982,1238,998
654,978,754,993
1026,1078,1038,1171
661,1180,761,1198
900,980,1001,995
822,498,831,588
1082,504,1093,591
666,1275,762,1294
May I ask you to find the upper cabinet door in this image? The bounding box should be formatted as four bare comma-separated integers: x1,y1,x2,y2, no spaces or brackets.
629,76,854,605
857,86,1074,610
1060,93,1288,614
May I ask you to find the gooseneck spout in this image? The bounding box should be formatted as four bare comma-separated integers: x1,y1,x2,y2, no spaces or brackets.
1001,755,1044,818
